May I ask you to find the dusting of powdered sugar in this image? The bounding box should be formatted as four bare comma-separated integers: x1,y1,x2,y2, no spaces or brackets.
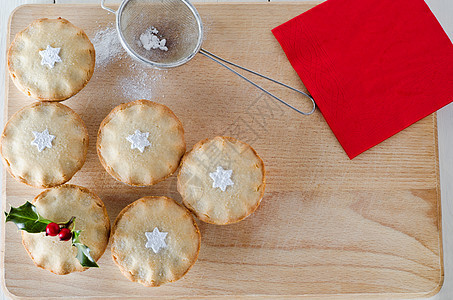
92,26,127,68
118,63,166,100
201,16,212,43
91,25,167,100
139,27,168,51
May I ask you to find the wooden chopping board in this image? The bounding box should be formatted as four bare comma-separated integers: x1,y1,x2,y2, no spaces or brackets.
2,3,443,299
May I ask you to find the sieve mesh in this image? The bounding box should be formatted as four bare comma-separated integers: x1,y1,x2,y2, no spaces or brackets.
102,0,315,115
117,0,203,68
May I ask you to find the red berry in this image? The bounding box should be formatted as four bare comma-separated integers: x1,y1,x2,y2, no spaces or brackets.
58,228,72,241
45,222,60,236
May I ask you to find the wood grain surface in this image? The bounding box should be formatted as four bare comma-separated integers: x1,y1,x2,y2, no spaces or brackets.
2,3,443,298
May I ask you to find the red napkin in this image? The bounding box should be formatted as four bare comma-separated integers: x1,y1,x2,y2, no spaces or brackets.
272,0,453,159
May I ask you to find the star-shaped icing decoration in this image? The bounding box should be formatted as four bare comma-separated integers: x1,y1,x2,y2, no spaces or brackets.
209,166,234,192
126,129,152,153
145,227,168,253
31,128,55,152
39,45,62,68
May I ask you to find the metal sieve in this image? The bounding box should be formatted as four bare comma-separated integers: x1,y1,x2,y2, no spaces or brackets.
101,0,316,115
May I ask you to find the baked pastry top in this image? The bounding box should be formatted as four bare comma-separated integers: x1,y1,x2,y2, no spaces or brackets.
7,18,95,101
1,102,89,188
22,185,110,275
97,100,186,186
111,196,201,286
178,136,265,225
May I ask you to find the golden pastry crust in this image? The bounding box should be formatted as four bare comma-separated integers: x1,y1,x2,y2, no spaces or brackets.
0,102,89,188
97,100,186,186
111,196,201,287
7,18,95,101
177,136,266,225
21,185,111,275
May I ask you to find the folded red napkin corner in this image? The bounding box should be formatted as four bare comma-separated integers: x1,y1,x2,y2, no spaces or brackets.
272,0,453,159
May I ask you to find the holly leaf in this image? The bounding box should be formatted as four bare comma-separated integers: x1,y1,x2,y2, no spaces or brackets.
72,230,99,268
4,202,52,233
5,202,98,268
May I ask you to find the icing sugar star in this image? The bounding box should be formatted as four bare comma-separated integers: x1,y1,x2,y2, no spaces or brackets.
145,227,168,253
209,166,234,192
31,128,55,152
39,45,62,68
126,129,152,153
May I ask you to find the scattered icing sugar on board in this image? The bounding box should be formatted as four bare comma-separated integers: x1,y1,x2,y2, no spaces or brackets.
92,26,126,68
91,25,167,100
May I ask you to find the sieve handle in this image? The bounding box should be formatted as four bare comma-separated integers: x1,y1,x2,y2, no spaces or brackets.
101,0,116,14
199,48,316,116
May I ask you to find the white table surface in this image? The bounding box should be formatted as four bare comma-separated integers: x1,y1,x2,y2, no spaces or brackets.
1,0,452,299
